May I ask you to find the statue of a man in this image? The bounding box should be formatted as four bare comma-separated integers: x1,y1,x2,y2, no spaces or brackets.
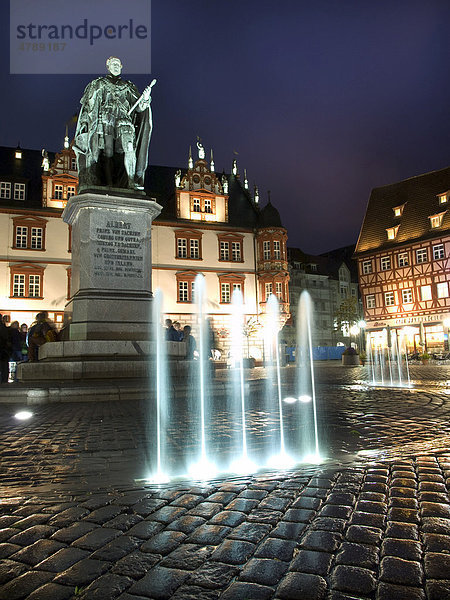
74,56,154,191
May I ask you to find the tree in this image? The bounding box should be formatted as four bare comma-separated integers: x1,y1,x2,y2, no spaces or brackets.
334,297,359,343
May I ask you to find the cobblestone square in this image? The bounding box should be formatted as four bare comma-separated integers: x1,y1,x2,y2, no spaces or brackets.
0,363,449,599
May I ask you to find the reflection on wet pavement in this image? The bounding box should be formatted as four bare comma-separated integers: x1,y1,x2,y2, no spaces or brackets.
0,364,449,495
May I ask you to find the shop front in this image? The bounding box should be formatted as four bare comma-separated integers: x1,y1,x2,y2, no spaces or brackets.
366,314,450,355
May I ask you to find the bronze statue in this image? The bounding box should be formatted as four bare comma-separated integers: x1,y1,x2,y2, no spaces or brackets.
74,56,155,191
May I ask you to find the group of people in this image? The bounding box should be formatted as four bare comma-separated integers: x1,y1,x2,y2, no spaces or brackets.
0,312,57,383
165,319,197,359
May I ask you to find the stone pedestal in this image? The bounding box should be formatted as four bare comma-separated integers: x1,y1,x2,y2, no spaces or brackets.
18,191,168,385
64,192,162,340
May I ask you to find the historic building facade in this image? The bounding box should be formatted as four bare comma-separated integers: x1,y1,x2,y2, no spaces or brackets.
355,166,450,353
286,246,361,347
0,141,290,358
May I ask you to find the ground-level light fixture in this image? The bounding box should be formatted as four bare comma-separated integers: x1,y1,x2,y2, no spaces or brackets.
14,411,33,420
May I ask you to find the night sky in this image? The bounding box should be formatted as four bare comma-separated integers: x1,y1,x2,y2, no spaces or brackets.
2,0,450,254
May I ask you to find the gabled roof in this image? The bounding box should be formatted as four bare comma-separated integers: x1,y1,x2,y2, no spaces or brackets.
355,165,450,255
146,165,261,229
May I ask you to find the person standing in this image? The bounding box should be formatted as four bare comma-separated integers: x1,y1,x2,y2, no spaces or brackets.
0,314,11,383
183,325,197,360
165,319,179,342
19,324,28,362
173,321,183,341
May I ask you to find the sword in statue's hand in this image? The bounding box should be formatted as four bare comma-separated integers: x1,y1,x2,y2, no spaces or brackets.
128,79,157,115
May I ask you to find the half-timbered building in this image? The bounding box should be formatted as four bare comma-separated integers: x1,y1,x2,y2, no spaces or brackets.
355,166,450,353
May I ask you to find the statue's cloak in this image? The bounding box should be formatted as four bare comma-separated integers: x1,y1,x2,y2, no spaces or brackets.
74,74,152,188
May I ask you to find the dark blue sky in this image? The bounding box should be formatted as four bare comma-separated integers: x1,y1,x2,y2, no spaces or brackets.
2,0,450,254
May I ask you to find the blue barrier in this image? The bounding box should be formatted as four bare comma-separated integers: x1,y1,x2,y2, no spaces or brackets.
286,346,346,361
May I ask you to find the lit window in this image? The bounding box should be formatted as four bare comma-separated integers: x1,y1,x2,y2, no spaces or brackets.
362,260,372,274
433,244,445,260
437,282,449,298
54,185,63,200
265,282,273,299
220,241,229,261
219,275,244,302
193,198,201,212
221,282,231,303
176,273,196,303
275,281,283,300
175,231,202,260
384,291,395,306
393,204,405,217
10,266,44,298
401,289,413,303
416,248,427,263
13,274,25,297
190,239,199,259
438,193,448,205
263,241,271,260
14,183,25,200
178,281,189,302
15,150,22,159
204,199,212,214
67,186,76,198
397,253,409,267
15,226,28,248
231,242,241,261
0,182,11,198
380,256,391,271
273,240,281,259
429,213,446,228
13,218,47,250
29,275,41,297
421,285,432,301
366,294,376,309
386,226,399,240
177,238,187,258
31,228,43,250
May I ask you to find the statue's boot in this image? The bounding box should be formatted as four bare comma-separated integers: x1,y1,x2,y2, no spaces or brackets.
124,151,137,189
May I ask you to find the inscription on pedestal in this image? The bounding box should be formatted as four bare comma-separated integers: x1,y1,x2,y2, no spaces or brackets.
90,215,146,286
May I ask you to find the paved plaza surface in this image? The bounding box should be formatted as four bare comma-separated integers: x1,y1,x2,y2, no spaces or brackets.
0,364,449,599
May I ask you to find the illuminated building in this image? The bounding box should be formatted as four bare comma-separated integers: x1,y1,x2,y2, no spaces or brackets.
287,246,361,347
355,167,450,353
0,141,290,357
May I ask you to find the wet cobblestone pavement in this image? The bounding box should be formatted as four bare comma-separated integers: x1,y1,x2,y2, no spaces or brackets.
0,364,449,599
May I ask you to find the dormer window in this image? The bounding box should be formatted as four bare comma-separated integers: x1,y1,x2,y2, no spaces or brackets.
429,212,446,229
438,192,449,205
15,150,22,160
393,204,405,217
386,226,399,240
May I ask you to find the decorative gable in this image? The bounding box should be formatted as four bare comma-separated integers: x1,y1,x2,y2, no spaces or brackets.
176,146,229,223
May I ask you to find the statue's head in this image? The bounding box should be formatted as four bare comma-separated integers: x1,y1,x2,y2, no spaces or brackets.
106,56,122,76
